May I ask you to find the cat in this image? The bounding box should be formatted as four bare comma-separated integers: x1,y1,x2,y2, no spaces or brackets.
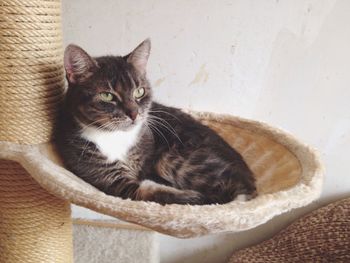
55,39,257,205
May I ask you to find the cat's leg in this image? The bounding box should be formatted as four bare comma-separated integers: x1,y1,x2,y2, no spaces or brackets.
153,150,257,204
106,175,204,205
135,180,205,205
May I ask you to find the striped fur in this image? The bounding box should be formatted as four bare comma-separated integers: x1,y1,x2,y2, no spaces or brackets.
56,40,256,205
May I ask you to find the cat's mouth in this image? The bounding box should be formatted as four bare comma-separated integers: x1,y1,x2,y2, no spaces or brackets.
107,115,145,131
77,112,146,132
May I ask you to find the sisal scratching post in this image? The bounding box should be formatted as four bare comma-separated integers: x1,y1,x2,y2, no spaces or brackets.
0,0,73,262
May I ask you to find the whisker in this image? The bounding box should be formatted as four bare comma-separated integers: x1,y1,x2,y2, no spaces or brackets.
146,120,170,149
97,121,117,131
148,109,181,121
78,139,91,163
148,116,183,144
80,117,110,131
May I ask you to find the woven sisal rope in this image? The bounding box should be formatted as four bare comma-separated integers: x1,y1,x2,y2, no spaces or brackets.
0,160,73,263
0,0,73,262
0,0,65,144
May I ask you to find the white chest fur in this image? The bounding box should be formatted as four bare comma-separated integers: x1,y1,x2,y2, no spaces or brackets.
81,123,143,163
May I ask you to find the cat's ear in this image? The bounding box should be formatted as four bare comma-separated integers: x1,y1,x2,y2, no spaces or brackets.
126,39,151,76
64,44,98,84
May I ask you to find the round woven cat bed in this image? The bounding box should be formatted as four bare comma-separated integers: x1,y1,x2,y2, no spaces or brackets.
0,112,323,238
0,4,323,263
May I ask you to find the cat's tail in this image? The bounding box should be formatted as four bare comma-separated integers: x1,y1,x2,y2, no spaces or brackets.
203,169,257,204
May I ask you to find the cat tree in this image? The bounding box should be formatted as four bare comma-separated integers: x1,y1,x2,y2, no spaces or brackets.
0,0,323,262
0,0,72,262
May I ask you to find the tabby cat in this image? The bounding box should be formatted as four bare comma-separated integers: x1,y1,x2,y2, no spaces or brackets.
56,39,256,205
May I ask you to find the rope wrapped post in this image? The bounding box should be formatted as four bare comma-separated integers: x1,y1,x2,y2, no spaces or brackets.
0,0,73,262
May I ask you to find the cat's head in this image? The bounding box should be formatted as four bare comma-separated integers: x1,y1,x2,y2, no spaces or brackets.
63,39,152,131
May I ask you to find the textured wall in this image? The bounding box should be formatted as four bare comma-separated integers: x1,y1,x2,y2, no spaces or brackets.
62,1,350,262
73,222,158,263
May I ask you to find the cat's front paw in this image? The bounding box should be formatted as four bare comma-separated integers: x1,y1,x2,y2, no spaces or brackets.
152,189,205,205
175,190,205,205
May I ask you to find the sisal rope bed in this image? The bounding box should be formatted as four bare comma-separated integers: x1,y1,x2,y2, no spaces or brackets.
0,0,323,261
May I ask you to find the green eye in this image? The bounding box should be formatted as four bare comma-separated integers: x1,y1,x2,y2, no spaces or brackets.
133,87,145,99
99,92,114,102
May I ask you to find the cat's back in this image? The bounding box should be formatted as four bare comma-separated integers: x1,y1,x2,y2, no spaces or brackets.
149,102,237,151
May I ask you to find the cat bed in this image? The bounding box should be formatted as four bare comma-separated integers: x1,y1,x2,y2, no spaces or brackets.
229,197,350,262
0,111,323,238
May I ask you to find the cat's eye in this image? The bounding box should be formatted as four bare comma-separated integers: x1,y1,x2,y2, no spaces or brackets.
133,87,145,100
99,92,114,102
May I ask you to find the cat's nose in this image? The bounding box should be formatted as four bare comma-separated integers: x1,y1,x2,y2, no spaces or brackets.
127,110,138,121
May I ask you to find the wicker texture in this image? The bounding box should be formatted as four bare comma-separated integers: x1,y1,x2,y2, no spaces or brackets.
0,0,65,145
0,0,73,262
229,198,350,263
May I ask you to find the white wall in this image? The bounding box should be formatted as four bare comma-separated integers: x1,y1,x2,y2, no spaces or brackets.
62,1,350,262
